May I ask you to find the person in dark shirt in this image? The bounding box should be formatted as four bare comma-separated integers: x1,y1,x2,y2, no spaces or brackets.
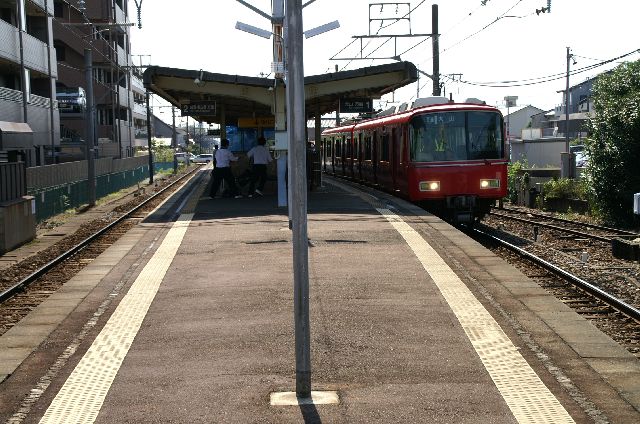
209,139,241,198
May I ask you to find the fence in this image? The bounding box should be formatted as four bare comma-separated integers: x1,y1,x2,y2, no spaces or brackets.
0,162,26,203
26,156,150,222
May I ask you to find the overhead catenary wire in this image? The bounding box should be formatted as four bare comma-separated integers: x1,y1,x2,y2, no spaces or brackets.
455,48,640,88
332,0,429,71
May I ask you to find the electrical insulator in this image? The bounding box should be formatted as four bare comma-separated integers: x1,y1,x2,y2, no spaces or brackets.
547,0,551,13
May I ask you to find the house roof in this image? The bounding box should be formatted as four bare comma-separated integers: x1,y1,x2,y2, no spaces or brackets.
500,104,544,117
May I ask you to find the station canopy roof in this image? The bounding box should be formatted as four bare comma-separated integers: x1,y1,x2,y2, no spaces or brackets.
142,61,418,125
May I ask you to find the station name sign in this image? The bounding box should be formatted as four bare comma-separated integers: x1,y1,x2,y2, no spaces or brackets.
340,98,373,113
237,116,275,128
181,101,216,116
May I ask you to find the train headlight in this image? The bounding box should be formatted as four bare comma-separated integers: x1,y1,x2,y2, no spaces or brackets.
419,181,440,191
480,179,500,189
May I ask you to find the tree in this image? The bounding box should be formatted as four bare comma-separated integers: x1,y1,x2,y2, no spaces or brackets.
586,59,640,226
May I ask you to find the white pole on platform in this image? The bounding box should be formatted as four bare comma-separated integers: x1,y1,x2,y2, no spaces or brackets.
286,0,311,397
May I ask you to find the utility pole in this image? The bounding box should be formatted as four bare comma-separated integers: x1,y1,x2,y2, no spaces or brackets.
562,46,573,179
145,91,153,184
85,49,96,206
432,4,440,96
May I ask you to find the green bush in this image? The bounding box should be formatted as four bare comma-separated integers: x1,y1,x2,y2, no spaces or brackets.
151,139,175,163
507,159,528,203
586,59,640,226
542,177,587,200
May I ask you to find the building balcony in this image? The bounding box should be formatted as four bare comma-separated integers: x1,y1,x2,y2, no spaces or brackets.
0,20,57,77
133,102,146,117
30,0,54,16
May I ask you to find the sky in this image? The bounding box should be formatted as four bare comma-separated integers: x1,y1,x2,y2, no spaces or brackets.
128,0,640,124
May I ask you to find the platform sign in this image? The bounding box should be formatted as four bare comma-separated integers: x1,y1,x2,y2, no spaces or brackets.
340,98,373,114
181,101,216,116
237,116,275,128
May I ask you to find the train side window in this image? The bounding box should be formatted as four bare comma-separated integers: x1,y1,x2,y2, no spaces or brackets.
346,137,352,159
364,135,372,160
381,131,390,161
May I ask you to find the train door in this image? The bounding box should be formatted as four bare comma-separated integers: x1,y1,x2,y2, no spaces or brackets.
391,126,398,191
361,132,373,183
372,130,378,185
353,132,362,180
340,135,347,176
395,126,409,195
377,127,392,190
346,135,353,179
327,135,336,174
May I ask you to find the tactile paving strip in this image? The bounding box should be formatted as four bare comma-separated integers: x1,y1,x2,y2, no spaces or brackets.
38,214,194,424
376,208,575,423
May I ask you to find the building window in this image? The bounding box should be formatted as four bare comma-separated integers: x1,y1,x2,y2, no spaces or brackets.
54,0,64,18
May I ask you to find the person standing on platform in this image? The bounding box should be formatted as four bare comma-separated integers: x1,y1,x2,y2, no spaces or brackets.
210,138,241,199
246,136,273,197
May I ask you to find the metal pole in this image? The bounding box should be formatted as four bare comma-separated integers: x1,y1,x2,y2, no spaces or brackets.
565,46,572,178
172,106,177,173
145,91,153,184
286,0,311,398
45,0,55,165
17,0,28,124
431,4,440,96
185,116,190,165
85,49,96,206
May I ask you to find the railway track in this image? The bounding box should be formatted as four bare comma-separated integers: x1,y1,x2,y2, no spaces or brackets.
489,205,639,242
0,165,204,336
471,214,640,358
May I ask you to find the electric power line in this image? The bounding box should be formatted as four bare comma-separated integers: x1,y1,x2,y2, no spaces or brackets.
455,48,640,88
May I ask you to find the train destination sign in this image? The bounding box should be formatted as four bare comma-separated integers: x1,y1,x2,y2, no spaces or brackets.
340,98,373,113
181,101,216,116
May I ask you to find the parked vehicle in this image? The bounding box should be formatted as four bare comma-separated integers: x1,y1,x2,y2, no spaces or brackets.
176,153,196,163
571,145,589,167
193,154,214,163
56,86,87,113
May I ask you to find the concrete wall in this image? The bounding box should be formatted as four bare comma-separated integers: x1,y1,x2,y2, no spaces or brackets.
0,196,36,254
510,139,566,167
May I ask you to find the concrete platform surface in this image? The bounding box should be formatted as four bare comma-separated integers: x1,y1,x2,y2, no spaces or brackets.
0,173,639,423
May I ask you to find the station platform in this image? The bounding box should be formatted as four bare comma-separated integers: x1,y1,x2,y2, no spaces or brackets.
1,168,639,423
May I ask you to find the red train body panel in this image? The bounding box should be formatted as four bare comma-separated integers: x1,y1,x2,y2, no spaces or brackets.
321,98,508,222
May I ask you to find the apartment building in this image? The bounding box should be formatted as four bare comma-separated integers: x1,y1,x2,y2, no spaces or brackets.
0,0,58,166
53,0,136,160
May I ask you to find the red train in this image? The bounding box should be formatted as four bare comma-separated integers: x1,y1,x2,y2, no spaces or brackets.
321,97,508,223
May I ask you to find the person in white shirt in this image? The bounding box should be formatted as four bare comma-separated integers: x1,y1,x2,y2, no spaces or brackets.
209,139,241,198
246,136,273,197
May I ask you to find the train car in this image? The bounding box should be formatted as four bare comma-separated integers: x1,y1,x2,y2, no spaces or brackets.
321,97,508,223
321,123,355,178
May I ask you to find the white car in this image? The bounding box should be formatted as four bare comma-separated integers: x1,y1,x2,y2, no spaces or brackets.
576,152,589,167
571,145,589,167
193,154,214,163
176,153,196,163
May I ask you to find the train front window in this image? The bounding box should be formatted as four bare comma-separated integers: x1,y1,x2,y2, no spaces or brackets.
467,112,503,160
409,111,503,162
